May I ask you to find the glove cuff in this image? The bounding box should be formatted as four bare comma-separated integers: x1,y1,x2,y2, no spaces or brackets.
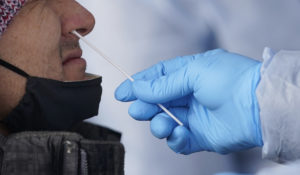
252,63,264,147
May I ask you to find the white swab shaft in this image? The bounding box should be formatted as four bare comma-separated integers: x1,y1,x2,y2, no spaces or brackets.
72,31,183,126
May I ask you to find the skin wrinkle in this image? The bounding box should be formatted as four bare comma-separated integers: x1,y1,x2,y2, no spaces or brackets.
0,0,95,132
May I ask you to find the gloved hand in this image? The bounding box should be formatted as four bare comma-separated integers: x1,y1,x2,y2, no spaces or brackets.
115,49,263,154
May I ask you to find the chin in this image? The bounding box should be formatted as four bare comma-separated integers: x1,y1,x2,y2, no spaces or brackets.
63,59,87,81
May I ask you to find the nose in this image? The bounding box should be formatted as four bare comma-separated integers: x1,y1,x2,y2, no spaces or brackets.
61,1,95,38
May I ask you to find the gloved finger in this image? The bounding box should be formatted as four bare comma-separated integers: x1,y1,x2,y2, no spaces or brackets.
150,107,188,139
115,54,198,102
115,70,163,102
128,97,189,121
132,66,194,104
167,126,207,155
167,126,191,154
150,113,176,139
115,79,136,102
128,100,160,121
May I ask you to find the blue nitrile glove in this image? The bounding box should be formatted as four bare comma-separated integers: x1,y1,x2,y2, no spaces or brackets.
115,49,263,154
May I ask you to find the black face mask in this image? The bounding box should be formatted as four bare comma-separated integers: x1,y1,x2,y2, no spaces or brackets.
0,59,102,132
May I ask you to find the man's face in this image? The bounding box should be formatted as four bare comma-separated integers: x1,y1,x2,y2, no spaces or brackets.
0,0,95,117
0,0,95,81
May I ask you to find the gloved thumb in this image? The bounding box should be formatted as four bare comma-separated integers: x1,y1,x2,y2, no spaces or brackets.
132,66,193,104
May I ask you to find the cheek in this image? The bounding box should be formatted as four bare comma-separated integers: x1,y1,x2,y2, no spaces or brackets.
27,6,64,80
0,2,64,80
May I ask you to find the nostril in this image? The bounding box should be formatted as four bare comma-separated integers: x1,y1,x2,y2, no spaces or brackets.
76,28,88,35
69,29,87,39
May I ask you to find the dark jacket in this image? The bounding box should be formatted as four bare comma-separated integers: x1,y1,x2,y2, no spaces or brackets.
0,122,125,175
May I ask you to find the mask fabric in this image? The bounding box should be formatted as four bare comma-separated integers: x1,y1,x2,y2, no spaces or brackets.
0,59,102,132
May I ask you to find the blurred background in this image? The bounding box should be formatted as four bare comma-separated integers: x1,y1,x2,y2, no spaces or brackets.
76,0,300,174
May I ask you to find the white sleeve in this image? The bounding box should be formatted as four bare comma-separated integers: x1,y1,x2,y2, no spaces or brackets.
256,47,300,163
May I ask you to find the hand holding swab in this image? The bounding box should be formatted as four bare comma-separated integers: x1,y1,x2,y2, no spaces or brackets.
72,30,183,126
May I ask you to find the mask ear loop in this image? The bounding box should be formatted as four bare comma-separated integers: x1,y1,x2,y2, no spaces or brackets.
0,59,29,78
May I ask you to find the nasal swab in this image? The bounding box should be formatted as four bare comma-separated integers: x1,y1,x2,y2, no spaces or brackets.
72,30,183,126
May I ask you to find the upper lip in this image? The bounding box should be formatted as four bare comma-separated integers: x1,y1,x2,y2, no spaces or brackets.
62,49,83,65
